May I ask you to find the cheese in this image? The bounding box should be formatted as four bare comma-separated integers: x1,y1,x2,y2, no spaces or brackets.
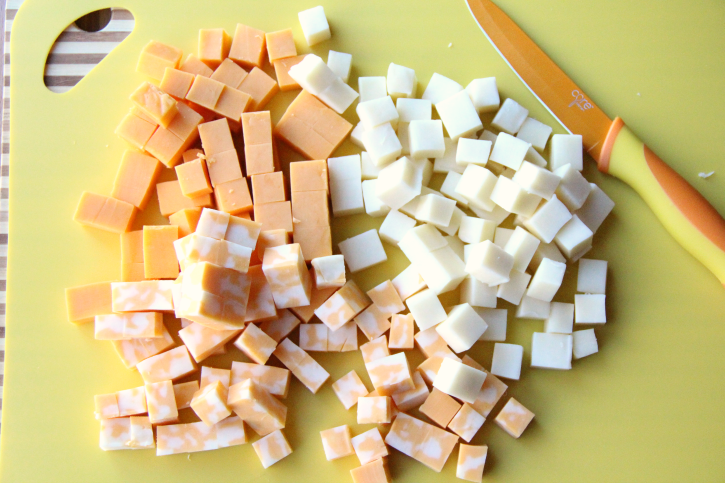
111,280,174,312
405,289,447,331
178,321,241,362
388,314,414,349
252,429,292,468
490,343,524,380
136,40,182,81
264,28,296,63
327,50,352,83
384,413,458,472
175,159,212,198
111,323,175,368
460,276,497,308
466,77,499,113
456,444,488,482
65,281,113,324
180,53,214,77
228,379,287,436
156,421,217,455
554,164,592,211
448,403,485,442
261,243,312,308
233,323,278,365
94,393,120,420
199,366,231,391
251,172,286,205
111,150,163,211
135,345,197,383
197,28,231,69
145,380,179,425
273,55,307,91
494,397,534,438
414,328,458,360
577,258,607,294
391,264,427,301
160,68,194,99
127,416,154,449
230,361,290,398
320,425,355,461
116,386,148,417
73,192,137,234
115,110,158,151
358,396,392,424
574,183,615,233
490,175,542,217
435,90,482,141
436,304,488,353
315,280,371,331
354,304,391,341
491,98,528,135
422,73,463,104
173,381,200,409
229,23,267,69
168,207,202,238
366,352,414,396
210,58,249,88
549,134,583,171
574,293,607,324
99,418,133,451
433,358,487,404
351,428,388,466
310,255,345,289
272,338,330,393
360,336,390,364
338,230,388,273
191,380,232,427
379,209,417,245
299,323,328,351
390,370,429,413
238,67,279,111
290,159,329,193
554,215,594,260
142,225,179,279
332,370,369,410
420,387,462,427
573,328,599,359
95,312,163,340
527,258,566,302
244,265,278,323
130,81,178,128
350,457,392,483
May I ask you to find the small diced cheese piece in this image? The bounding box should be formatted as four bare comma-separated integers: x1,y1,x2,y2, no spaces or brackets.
466,77,499,113
198,28,231,69
180,53,213,77
544,302,574,334
320,425,354,461
531,332,572,370
128,416,154,449
456,138,492,167
362,179,391,217
176,159,212,198
433,137,465,174
311,255,346,289
230,361,291,398
378,159,423,215
460,276,497,309
216,415,248,449
366,352,414,396
496,270,532,305
328,154,365,216
328,321,358,352
145,380,179,425
406,289,447,331
253,200,293,234
252,429,292,468
362,123,403,167
490,343,523,380
117,386,148,416
186,75,225,110
387,63,416,99
111,326,175,369
233,322,278,364
470,203,511,226
355,305,392,341
459,216,495,245
156,421,217,455
465,240,514,286
490,176,542,217
339,229,388,273
251,172,286,205
527,258,566,302
332,370,369,410
414,328,457,361
457,444,488,482
577,258,607,294
200,367,231,391
205,149,243,187
314,280,371,330
111,150,163,210
379,210,416,247
351,428,388,465
575,183,615,233
178,322,240,362
265,29,296,63
439,172,469,208
392,264,427,301
298,5,331,45
554,164,592,211
115,111,158,151
112,280,174,312
130,81,178,128
419,387,461,427
516,117,552,152
299,323,328,351
360,336,390,364
94,312,162,340
228,379,286,436
66,281,113,324
575,294,607,324
516,295,551,319
238,67,280,111
137,40,183,81
357,96,399,130
409,120,445,159
554,215,594,260
396,98,431,123
290,159,329,193
229,23,266,69
143,225,179,279
389,314,415,349
225,215,262,249
360,151,382,180
136,346,197,383
73,192,137,234
210,58,249,89
274,55,307,91
433,358,486,404
242,111,274,175
94,393,120,420
436,304,488,353
448,403,485,442
386,413,458,472
326,50,352,83
494,227,514,247
351,457,392,483
523,195,572,244
198,118,234,156
391,371,429,413
262,243,312,308
173,381,200,410
495,397,534,438
455,164,498,211
99,418,132,451
422,73,463,104
416,194,455,226
491,98,528,134
273,338,330,393
475,308,507,341
489,132,530,171
358,77,387,104
435,90,482,141
190,380,231,426
160,67,195,99
573,329,599,359
512,161,560,199
366,280,405,316
550,134,583,171
503,226,540,272
358,396,392,424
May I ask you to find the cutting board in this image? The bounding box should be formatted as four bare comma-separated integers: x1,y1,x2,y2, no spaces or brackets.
2,0,725,481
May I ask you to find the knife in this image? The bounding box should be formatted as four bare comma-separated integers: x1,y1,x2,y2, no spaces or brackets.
467,0,725,286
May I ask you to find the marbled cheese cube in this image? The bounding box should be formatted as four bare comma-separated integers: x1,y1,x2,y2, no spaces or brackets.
253,429,293,468
196,208,230,240
111,281,174,313
433,358,487,404
135,346,197,383
448,403,485,442
575,294,607,324
527,258,566,302
117,386,148,417
495,397,534,438
577,258,607,294
457,444,488,483
94,393,120,420
414,327,458,360
422,73,463,105
358,396,392,424
366,352,414,396
233,322,278,365
191,380,231,426
350,457,392,483
573,329,599,359
490,343,523,380
531,332,572,370
390,371,429,413
216,415,248,449
259,309,301,344
491,98,528,135
385,413,458,473
178,322,241,362
145,380,179,424
173,381,200,409
228,379,287,436
245,265,278,323
99,418,132,451
391,264,427,301
389,314,415,349
311,255,346,289
320,425,355,461
315,280,371,331
231,361,290,398
435,90,482,141
128,416,154,449
436,304,488,353
332,370,369,410
156,421,217,455
273,338,330,393
420,387,461,427
328,321,358,352
200,366,231,390
351,428,388,465
262,243,312,309
299,323,328,351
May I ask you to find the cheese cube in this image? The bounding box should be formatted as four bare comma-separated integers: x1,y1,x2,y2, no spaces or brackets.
178,53,212,78
490,343,523,380
290,159,328,192
323,50,352,84
116,386,148,417
376,156,421,209
523,195,572,244
416,356,454,386
358,395,392,426
204,150,242,187
405,289,447,331
422,73,463,104
137,40,182,81
377,210,414,246
95,312,163,340
287,55,357,113
527,258,566,302
299,323,328,351
254,201,294,235
111,150,162,210
318,425,354,461
391,264,427,301
436,304,488,353
298,5,331,45
361,179,391,217
155,421,217,455
355,305,392,341
358,151,381,180
554,164,592,211
554,215,593,259
383,63,416,99
73,192,137,234
516,295,551,319
227,379,286,436
466,77,499,113
420,387,461,427
575,294,606,324
531,332,572,370
516,117,552,152
328,154,364,216
264,29,296,63
171,382,198,411
251,172,285,205
273,54,306,90
351,428,388,466
199,366,231,390
186,75,225,111
456,138,491,167
360,336,390,364
363,281,403,317
111,326,175,369
469,203,511,226
339,230,388,273
366,352,414,396
351,457,392,483
575,183,614,233
493,227,514,247
459,276,497,308
175,159,212,199
216,415,248,449
530,241,567,271
229,23,266,69
495,397,534,438
458,216,495,245
412,329,454,362
357,96,399,130
66,281,113,324
544,302,574,334
496,270,531,305
178,322,240,362
99,418,132,451
230,361,290,398
490,176,541,217
416,194,454,226
189,380,231,426
358,76,387,103
143,225,179,279
550,134,583,171
145,380,179,425
315,280,371,330
455,164,497,211
234,322,278,364
252,429,292,468
198,28,231,69
435,90,482,141
491,98,528,134
254,229,288,262
408,120,445,159
130,81,178,128
457,444,488,482
362,123,403,167
238,67,280,111
94,393,119,420
111,280,174,313
127,416,154,449
179,262,252,328
465,240,513,286
332,370,369,410
308,257,344,291
502,227,539,272
573,329,599,359
136,346,197,383
448,403,485,442
210,58,248,89
273,338,330,393
473,308,506,341
577,258,607,294
115,110,157,150
261,243,311,309
490,132,531,171
433,358,486,404
388,314,415,349
512,161,560,200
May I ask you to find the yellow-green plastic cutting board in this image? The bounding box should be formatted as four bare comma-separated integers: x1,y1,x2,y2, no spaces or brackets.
2,0,725,481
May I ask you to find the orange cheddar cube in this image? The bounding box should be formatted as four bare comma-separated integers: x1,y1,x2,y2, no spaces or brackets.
457,444,488,483
198,28,231,69
315,280,371,331
290,159,328,193
332,370,369,410
351,428,388,466
420,388,462,428
206,149,243,187
122,263,145,282
214,177,254,215
299,323,328,352
136,345,197,383
186,75,225,110
273,55,306,91
214,85,252,123
180,53,214,77
65,281,113,324
227,379,287,436
173,381,200,409
354,304,391,341
448,403,485,442
144,126,189,168
176,159,212,198
389,313,414,349
391,370,430,412
265,29,296,63
320,425,354,461
178,321,241,362
165,102,204,142
137,40,182,81
211,58,249,88
251,172,286,205
115,111,158,150
73,192,137,234
143,225,179,279
365,352,414,396
233,323,278,365
200,366,232,390
360,335,390,364
385,413,458,473
273,338,330,394
130,81,178,128
111,150,162,210
244,265,278,323
160,68,194,99
183,148,205,163
242,111,273,167
252,429,292,469
494,397,534,438
292,222,332,261
358,396,391,424
230,361,290,398
259,309,300,344
367,281,405,316
156,421,216,455
246,143,275,177
94,393,120,420
229,23,267,69
199,118,236,155
117,386,148,417
238,67,279,111
156,180,213,217
254,201,293,234
262,243,312,308
168,207,202,237
291,190,328,225
191,380,231,426
288,269,336,322
145,380,179,425
350,457,392,483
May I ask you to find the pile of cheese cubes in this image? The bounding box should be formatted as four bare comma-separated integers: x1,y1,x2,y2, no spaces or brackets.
65,4,613,483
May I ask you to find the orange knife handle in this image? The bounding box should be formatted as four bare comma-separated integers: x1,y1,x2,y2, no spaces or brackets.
600,118,725,285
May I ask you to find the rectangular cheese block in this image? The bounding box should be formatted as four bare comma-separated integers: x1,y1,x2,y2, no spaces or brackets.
272,338,330,393
227,379,287,436
73,192,137,234
230,361,291,398
145,380,179,425
331,370,369,410
238,67,279,111
156,421,217,455
252,429,292,469
137,40,182,81
112,280,174,312
65,281,113,324
262,243,312,309
116,386,148,416
178,321,241,362
156,180,213,217
244,265,278,323
229,23,267,69
135,345,197,383
95,312,163,340
143,225,179,279
384,413,458,472
111,150,163,210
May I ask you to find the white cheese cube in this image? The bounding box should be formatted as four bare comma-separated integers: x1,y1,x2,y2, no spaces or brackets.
415,245,467,293
577,259,607,294
358,76,387,103
398,223,448,255
328,154,362,181
524,145,548,168
318,77,358,114
490,176,541,217
445,235,465,262
330,177,364,217
440,172,469,207
432,206,464,237
550,134,583,171
360,151,381,180
503,227,540,272
490,343,523,380
411,157,433,187
479,129,498,143
416,194,455,226
458,216,495,244
362,123,403,167
311,255,346,289
387,63,417,99
436,304,488,353
554,164,592,211
515,295,551,319
574,294,606,324
491,98,528,135
496,270,531,305
544,302,574,334
298,6,331,45
516,118,552,152
460,275,497,308
523,195,572,244
455,164,497,211
470,204,511,226
327,50,352,83
392,264,427,301
395,122,411,156
435,91,483,141
530,241,566,271
531,333,572,370
433,358,487,404
434,137,465,174
338,230,387,273
489,132,530,171
396,98,432,122
512,161,561,199
475,308,507,341
575,183,614,233
406,288,447,330
288,54,336,94
456,138,491,167
379,210,416,245
572,329,598,359
526,258,566,302
409,120,445,159
465,240,514,286
494,227,514,247
554,215,593,259
362,179,391,217
422,73,463,105
357,96,399,130
350,123,366,149
466,77,499,113
376,157,421,210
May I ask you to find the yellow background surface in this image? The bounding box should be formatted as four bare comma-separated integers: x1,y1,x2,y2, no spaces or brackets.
2,0,725,481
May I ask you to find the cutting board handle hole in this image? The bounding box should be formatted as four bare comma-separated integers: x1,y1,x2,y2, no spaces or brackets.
43,8,135,94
